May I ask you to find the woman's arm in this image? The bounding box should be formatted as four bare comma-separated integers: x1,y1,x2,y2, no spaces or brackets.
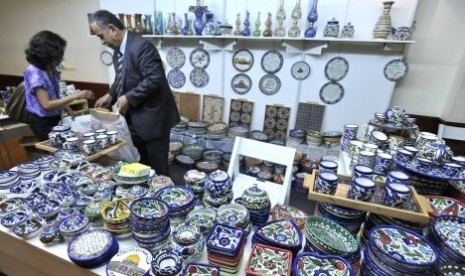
35,88,95,111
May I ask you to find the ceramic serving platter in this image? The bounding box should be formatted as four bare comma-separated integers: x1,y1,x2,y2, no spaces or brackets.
246,243,292,276
433,216,465,258
106,247,153,276
68,229,117,263
395,159,465,181
293,252,353,276
370,225,438,266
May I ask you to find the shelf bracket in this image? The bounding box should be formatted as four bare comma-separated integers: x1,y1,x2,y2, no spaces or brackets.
383,43,405,52
282,41,305,54
199,38,226,51
303,41,329,56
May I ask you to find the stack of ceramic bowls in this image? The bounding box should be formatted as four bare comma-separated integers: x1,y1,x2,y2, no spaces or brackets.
129,197,171,250
172,115,188,132
34,155,55,171
67,229,119,269
203,170,233,209
17,162,41,181
0,170,20,192
206,122,228,139
153,186,195,225
271,204,308,229
250,130,268,142
253,219,303,256
202,149,223,165
148,247,184,276
101,197,133,237
216,203,251,236
292,252,354,276
314,203,366,237
304,216,360,273
182,143,205,161
187,121,209,135
206,223,245,274
239,185,271,227
228,124,249,140
169,139,184,157
186,207,217,236
184,170,207,205
363,225,439,275
148,175,174,194
429,216,465,264
59,213,91,243
288,129,305,144
245,243,293,276
171,222,205,262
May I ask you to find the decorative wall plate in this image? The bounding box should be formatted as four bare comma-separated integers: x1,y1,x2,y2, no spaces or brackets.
100,50,113,66
190,68,209,88
190,48,210,69
231,73,252,94
167,69,186,89
259,74,281,95
291,61,311,80
325,56,349,81
166,47,186,69
106,247,153,276
320,82,344,104
261,50,284,73
384,59,409,81
232,49,254,72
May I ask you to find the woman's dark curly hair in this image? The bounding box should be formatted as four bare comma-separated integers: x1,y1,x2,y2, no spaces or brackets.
25,31,66,70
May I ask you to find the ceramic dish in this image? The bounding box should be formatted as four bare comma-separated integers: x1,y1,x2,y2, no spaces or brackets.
424,195,465,218
246,243,292,276
190,48,210,69
150,248,184,276
291,60,311,80
259,74,281,95
186,207,217,236
395,159,465,181
255,219,303,249
13,217,43,239
130,197,169,224
438,264,465,276
106,247,153,276
271,204,308,229
166,47,186,69
292,252,354,276
384,59,409,81
325,56,349,81
261,49,284,73
320,82,344,104
112,163,151,185
432,215,465,259
190,68,209,88
232,48,254,72
153,186,195,213
167,68,186,89
206,223,244,256
231,73,252,94
182,262,220,276
68,229,118,268
1,210,29,229
217,203,249,228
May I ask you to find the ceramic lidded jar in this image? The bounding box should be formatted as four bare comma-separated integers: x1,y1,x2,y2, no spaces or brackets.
323,18,339,38
241,184,270,210
205,170,232,197
48,123,73,147
341,22,355,38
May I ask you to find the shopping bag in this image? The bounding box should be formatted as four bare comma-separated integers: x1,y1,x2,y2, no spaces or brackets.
88,108,140,162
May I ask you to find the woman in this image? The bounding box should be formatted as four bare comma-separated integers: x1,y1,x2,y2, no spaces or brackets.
24,30,95,141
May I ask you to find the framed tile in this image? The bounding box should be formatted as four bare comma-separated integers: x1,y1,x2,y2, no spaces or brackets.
229,98,254,129
179,92,201,121
202,94,224,123
263,105,290,140
295,102,325,131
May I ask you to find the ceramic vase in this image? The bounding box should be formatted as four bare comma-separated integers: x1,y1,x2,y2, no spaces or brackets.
204,12,216,35
373,1,395,39
194,9,205,35
241,11,251,36
288,0,302,37
253,12,261,37
134,14,144,35
274,0,286,37
182,13,193,35
125,14,134,32
144,14,153,34
154,11,164,35
262,12,273,37
234,13,241,36
304,0,318,38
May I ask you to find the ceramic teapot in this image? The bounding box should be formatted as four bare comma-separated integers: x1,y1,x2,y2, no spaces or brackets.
48,123,74,147
417,139,453,165
391,21,415,41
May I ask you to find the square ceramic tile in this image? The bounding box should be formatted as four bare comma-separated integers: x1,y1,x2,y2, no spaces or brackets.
295,102,325,131
263,105,290,140
202,94,224,123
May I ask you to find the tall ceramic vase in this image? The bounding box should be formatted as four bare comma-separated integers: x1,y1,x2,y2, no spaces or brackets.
304,0,318,38
194,9,205,35
373,1,395,39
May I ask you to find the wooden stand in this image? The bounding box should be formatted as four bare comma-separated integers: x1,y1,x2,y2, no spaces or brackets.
304,170,432,224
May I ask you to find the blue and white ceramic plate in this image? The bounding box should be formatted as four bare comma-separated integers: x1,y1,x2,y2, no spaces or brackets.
190,48,210,69
232,49,254,72
432,216,465,259
106,247,153,276
291,60,311,80
259,74,281,95
190,68,209,88
167,69,186,89
395,159,465,181
231,73,252,94
166,47,186,69
325,56,349,81
320,82,344,104
13,217,43,239
292,252,354,276
384,59,408,81
261,50,284,74
1,210,29,229
68,229,118,268
206,223,244,255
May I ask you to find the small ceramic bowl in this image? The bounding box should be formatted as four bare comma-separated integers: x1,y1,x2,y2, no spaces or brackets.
217,203,250,228
186,207,217,236
150,248,184,276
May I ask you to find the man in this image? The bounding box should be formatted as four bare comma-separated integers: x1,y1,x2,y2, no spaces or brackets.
89,10,180,176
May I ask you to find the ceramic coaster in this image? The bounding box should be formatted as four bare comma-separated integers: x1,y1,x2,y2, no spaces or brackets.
202,94,224,124
295,102,325,132
263,104,290,140
106,246,153,276
179,92,201,121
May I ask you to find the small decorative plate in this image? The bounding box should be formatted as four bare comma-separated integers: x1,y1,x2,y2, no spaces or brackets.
246,243,292,276
232,49,254,72
166,47,186,69
167,69,186,89
320,82,344,104
190,48,210,69
292,252,353,276
325,56,349,81
13,217,43,239
106,247,153,276
206,223,244,254
190,68,209,88
261,49,284,73
231,73,252,94
259,74,281,95
370,225,438,266
384,59,409,81
291,61,311,80
255,219,302,248
68,229,118,268
100,50,113,66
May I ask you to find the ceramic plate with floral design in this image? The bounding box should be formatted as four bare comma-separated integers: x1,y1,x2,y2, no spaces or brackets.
13,217,43,239
206,224,244,254
271,204,308,229
246,243,292,276
261,50,284,74
325,56,349,81
293,252,353,276
259,74,281,95
432,215,465,258
320,82,344,104
190,68,209,88
256,219,302,248
167,69,186,89
166,47,186,69
370,225,438,266
424,195,465,217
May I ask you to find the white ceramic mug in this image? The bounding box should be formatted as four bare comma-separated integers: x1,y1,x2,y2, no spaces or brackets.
63,137,79,151
106,130,118,145
95,134,108,150
82,139,96,155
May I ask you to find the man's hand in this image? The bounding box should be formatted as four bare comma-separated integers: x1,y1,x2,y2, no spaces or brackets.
94,94,112,108
115,95,129,115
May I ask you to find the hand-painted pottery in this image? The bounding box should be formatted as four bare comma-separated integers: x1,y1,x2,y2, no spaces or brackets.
186,207,216,236
148,175,174,194
153,186,195,213
35,199,61,218
383,182,411,207
40,222,64,246
13,217,43,239
241,184,270,210
254,219,303,251
0,170,19,185
0,197,24,217
431,215,465,262
112,163,151,185
246,243,292,276
369,225,438,271
57,207,82,222
438,264,465,276
205,170,232,197
184,170,207,186
128,185,149,199
182,262,220,276
206,223,244,256
25,192,48,210
91,166,114,183
1,210,29,229
203,190,234,209
68,229,118,268
106,247,153,276
101,197,133,225
150,248,183,276
130,197,170,224
424,195,465,218
55,189,80,207
216,203,249,228
292,252,354,276
305,216,359,256
271,204,308,229
171,223,204,262
78,181,99,196
9,180,38,196
59,213,91,242
17,162,40,175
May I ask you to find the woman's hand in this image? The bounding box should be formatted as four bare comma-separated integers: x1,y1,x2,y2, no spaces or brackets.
75,89,95,100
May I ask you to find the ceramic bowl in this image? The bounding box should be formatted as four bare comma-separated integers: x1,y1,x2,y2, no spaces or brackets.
101,197,133,225
0,170,19,185
1,210,30,229
292,252,354,276
184,170,207,186
17,162,40,175
245,243,292,276
150,248,184,276
153,186,195,215
186,207,216,236
13,217,43,239
205,170,232,197
130,197,170,224
195,161,219,173
171,223,204,261
271,204,308,229
217,203,250,228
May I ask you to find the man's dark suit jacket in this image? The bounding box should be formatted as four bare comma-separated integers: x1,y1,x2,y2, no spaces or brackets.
110,32,180,140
